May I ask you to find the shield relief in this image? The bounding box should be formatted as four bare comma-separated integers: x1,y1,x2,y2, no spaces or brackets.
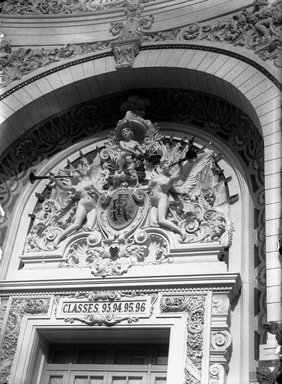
97,188,149,237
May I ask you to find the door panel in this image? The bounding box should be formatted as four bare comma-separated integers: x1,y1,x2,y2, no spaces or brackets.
89,377,105,384
43,371,69,384
150,373,167,384
109,373,147,384
70,372,105,384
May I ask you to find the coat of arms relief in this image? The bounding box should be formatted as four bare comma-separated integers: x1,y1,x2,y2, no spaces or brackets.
24,102,237,277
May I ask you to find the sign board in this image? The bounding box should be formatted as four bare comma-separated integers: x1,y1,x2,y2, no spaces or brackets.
57,297,151,319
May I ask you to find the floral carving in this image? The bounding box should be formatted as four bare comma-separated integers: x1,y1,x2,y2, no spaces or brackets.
161,295,205,384
0,0,162,15
58,230,169,277
0,298,50,384
0,39,110,88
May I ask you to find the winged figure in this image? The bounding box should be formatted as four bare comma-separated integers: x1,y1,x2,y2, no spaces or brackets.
138,141,215,239
50,153,105,247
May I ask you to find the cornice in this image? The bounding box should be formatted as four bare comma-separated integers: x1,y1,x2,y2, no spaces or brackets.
0,272,242,297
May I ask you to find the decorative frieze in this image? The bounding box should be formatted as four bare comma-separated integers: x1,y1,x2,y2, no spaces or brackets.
0,34,110,89
144,1,282,68
0,1,280,89
0,0,162,15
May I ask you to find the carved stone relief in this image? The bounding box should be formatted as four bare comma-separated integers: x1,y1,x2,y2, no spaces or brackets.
60,289,158,326
0,288,237,384
0,0,162,15
0,1,280,89
161,294,206,384
144,0,282,68
22,103,236,276
110,0,154,68
0,298,50,384
0,88,265,347
209,294,233,384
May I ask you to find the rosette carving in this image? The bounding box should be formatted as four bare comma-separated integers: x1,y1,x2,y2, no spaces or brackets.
211,331,232,352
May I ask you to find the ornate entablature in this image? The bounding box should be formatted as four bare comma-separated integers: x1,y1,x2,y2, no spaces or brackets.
23,100,238,277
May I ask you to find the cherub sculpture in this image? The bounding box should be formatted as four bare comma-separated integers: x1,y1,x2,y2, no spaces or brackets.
118,127,144,171
141,141,214,240
50,155,104,247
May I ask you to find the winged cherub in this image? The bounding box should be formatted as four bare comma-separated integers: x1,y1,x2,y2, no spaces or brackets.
50,155,104,247
139,141,214,240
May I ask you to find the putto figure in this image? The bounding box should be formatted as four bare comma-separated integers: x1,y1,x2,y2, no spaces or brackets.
118,127,144,171
50,167,100,247
139,159,186,239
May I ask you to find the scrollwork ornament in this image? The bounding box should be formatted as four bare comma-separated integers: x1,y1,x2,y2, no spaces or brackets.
65,313,139,326
161,295,205,381
209,363,225,384
0,41,110,89
211,331,232,351
160,296,189,312
0,298,50,383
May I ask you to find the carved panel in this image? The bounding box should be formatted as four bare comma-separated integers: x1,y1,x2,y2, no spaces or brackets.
161,294,206,384
20,106,236,277
57,289,158,326
0,298,50,384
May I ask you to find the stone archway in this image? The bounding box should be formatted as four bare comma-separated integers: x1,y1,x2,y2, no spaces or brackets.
0,42,281,382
